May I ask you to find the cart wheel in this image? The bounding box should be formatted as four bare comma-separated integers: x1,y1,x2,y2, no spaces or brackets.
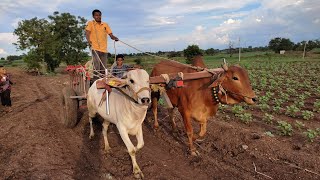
61,87,78,128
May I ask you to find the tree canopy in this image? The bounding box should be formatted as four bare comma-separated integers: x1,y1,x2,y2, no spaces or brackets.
183,45,203,64
268,37,294,53
14,12,88,72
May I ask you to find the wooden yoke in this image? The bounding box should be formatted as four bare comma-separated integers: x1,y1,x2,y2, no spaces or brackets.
149,68,224,84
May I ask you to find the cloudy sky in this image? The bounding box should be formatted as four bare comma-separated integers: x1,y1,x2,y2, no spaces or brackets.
0,0,319,57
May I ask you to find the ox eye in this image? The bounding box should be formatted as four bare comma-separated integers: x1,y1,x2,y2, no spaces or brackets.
232,77,239,80
130,79,134,84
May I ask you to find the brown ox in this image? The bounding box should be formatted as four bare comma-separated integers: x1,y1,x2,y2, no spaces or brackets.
151,56,256,155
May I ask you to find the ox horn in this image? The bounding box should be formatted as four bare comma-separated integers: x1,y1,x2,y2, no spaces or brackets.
221,58,228,71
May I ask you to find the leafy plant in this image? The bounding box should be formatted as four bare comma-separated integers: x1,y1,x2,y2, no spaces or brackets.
285,105,300,117
304,129,318,142
286,88,296,95
232,105,244,115
238,113,253,124
274,98,284,107
295,101,305,108
264,131,275,137
295,120,305,130
280,92,290,102
302,110,314,120
263,113,274,124
258,103,270,111
315,87,320,96
298,94,306,101
273,106,282,113
259,95,270,104
277,121,293,136
314,100,320,113
260,78,267,89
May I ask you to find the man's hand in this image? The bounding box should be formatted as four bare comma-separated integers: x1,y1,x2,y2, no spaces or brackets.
112,36,119,41
109,33,119,41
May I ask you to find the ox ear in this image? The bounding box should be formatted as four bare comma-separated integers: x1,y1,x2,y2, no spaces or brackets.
221,58,228,71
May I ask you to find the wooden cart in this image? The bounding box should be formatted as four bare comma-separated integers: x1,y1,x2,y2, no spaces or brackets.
61,65,90,128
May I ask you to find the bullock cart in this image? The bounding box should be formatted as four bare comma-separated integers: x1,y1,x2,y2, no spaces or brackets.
61,65,90,128
61,64,218,128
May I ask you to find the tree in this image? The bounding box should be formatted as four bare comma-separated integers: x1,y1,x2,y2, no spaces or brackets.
14,12,88,72
268,37,294,53
7,55,23,61
167,51,181,58
205,48,216,55
14,17,51,70
183,45,203,64
0,57,5,61
48,12,88,65
23,49,42,70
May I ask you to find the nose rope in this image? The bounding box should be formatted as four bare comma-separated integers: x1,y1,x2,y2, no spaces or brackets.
132,87,151,100
116,86,150,104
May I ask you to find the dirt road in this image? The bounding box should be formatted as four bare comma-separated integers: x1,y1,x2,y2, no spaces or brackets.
1,68,319,180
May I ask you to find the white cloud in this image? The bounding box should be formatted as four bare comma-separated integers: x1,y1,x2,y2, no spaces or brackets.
0,33,17,44
151,16,176,25
256,18,262,22
0,33,18,56
195,25,205,31
0,48,7,55
223,19,241,25
209,12,250,20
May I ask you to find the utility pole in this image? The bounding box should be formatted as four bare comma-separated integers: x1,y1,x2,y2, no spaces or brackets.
303,41,307,59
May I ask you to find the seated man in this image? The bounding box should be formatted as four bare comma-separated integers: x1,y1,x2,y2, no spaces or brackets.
111,54,133,78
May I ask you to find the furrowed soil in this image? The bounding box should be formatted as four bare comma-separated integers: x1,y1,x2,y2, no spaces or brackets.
1,67,319,180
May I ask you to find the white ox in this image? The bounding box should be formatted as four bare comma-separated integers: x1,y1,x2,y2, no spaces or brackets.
87,69,151,179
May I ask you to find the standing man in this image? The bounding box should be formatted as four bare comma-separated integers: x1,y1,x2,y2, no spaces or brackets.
85,9,118,81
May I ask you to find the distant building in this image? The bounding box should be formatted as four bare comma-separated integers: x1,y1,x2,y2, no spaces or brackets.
280,50,285,54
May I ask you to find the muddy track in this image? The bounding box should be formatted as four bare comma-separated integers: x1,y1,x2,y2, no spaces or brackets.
1,68,320,180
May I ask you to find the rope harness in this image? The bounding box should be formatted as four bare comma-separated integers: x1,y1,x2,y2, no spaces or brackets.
116,86,150,104
211,72,253,104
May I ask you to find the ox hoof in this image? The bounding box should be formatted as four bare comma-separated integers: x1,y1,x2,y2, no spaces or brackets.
133,171,144,179
191,150,200,156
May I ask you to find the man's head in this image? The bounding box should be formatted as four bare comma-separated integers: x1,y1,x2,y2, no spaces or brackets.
92,9,102,22
0,65,6,75
116,54,124,66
